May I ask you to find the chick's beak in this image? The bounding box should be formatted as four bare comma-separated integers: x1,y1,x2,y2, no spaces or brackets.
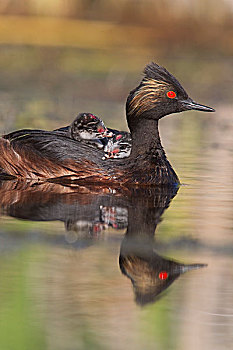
181,98,215,112
105,130,113,138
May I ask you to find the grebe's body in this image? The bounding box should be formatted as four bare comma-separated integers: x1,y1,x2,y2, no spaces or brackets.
0,63,214,185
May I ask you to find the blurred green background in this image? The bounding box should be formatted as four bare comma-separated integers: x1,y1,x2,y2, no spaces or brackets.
0,0,232,134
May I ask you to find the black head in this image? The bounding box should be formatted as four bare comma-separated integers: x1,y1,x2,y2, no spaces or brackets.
126,62,215,123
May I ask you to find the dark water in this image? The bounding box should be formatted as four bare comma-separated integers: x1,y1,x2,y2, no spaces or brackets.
0,45,233,350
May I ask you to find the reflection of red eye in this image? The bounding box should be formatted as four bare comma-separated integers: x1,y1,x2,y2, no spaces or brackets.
116,134,122,140
159,271,168,280
167,91,176,99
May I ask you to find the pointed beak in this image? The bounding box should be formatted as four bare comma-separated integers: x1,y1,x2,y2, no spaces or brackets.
179,263,207,274
181,99,215,112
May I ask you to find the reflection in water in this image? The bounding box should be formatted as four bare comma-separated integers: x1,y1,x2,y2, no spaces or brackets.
0,179,206,306
119,186,206,305
120,237,206,306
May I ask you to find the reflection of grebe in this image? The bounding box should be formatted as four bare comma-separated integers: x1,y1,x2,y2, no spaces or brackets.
0,63,214,185
0,180,206,305
120,240,206,306
119,187,207,306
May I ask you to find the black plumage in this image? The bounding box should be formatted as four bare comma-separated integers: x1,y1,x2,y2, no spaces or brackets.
0,62,215,185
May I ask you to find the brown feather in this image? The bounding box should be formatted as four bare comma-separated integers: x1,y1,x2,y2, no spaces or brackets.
128,78,169,117
0,137,125,183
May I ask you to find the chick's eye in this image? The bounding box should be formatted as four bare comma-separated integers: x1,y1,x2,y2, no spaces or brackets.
98,127,105,133
166,91,177,99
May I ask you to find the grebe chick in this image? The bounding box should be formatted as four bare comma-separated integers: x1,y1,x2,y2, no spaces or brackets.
57,113,132,160
103,132,132,159
69,112,112,149
69,115,132,160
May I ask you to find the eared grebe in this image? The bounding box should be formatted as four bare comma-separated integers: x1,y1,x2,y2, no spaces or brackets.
0,63,214,185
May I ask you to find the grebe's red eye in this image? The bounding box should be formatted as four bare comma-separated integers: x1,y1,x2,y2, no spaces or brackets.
159,271,168,280
167,91,177,99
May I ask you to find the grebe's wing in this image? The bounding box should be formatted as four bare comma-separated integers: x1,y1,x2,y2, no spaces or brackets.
3,129,49,141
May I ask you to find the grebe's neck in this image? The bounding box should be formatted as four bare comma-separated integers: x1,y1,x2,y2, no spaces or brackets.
125,112,179,185
128,116,164,160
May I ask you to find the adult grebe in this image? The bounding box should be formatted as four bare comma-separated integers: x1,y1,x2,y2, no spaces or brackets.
0,63,214,185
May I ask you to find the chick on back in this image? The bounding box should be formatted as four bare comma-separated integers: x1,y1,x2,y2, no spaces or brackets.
103,131,131,160
70,113,111,149
63,113,132,160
